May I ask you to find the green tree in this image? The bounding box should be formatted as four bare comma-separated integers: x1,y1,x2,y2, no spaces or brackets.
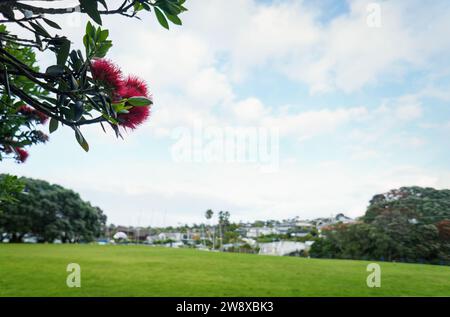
203,209,213,246
364,186,450,224
311,186,450,264
205,209,213,221
0,174,24,206
217,211,230,247
0,174,106,243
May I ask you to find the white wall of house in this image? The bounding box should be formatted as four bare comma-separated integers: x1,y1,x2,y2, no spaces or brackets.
247,227,275,238
258,241,306,256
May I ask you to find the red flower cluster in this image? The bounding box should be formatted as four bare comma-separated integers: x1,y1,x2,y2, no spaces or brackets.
18,105,49,124
15,148,29,163
121,76,149,97
91,59,123,99
90,59,152,130
119,75,151,129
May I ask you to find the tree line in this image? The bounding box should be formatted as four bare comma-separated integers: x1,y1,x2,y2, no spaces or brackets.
0,174,106,243
310,186,450,265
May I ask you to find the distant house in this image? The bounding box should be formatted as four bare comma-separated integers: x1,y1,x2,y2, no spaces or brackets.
247,227,274,238
165,241,184,248
113,226,149,241
295,221,314,228
258,241,308,256
315,213,356,231
335,213,354,223
291,232,309,238
147,232,184,243
241,238,257,247
273,226,290,235
113,232,128,240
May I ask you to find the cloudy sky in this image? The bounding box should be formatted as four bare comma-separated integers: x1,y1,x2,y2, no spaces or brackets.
3,0,450,226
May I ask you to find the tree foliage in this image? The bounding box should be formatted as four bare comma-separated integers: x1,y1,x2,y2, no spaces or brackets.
0,173,24,206
0,0,187,161
310,186,450,264
0,25,49,162
0,174,106,243
364,186,450,223
205,209,213,220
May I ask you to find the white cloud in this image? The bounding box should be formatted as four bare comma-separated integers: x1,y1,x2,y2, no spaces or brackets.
184,0,450,93
395,104,423,121
232,98,269,123
185,67,234,106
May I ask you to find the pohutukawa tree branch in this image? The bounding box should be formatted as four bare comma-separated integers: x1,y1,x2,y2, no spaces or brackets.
0,0,187,161
6,0,137,15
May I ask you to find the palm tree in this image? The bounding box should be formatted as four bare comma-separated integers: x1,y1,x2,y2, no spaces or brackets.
205,209,214,248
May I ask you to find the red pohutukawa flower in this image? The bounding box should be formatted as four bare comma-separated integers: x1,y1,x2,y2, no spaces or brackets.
15,148,29,163
90,60,152,130
35,111,49,124
121,75,149,97
118,106,150,130
91,59,123,96
118,75,152,130
18,105,49,124
18,104,33,115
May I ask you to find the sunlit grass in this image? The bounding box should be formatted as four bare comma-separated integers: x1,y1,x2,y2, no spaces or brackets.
0,244,449,296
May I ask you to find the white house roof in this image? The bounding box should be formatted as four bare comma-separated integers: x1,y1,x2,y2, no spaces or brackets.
113,232,128,240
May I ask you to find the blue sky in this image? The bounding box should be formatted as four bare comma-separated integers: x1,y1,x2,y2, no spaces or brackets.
2,0,450,226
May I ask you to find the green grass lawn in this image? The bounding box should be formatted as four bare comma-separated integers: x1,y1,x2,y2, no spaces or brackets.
0,244,449,296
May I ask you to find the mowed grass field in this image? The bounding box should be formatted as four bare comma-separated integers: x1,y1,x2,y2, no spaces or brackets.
0,244,449,297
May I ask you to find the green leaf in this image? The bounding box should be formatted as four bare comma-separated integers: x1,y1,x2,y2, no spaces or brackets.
166,13,182,25
0,6,15,20
49,118,59,133
98,29,109,42
29,21,51,38
127,96,153,107
112,102,126,113
86,21,96,39
83,22,111,58
56,39,70,66
41,96,58,105
69,75,79,90
83,34,90,57
42,18,61,30
79,0,102,25
154,7,169,30
102,113,118,125
157,0,181,15
74,128,89,152
95,40,112,58
98,0,107,9
69,49,82,71
62,109,74,121
45,65,65,77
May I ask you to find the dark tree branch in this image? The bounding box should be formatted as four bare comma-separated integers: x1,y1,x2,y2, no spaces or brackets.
11,1,140,16
0,74,108,128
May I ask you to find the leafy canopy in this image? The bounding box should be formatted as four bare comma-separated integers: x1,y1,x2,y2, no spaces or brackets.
0,0,187,160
